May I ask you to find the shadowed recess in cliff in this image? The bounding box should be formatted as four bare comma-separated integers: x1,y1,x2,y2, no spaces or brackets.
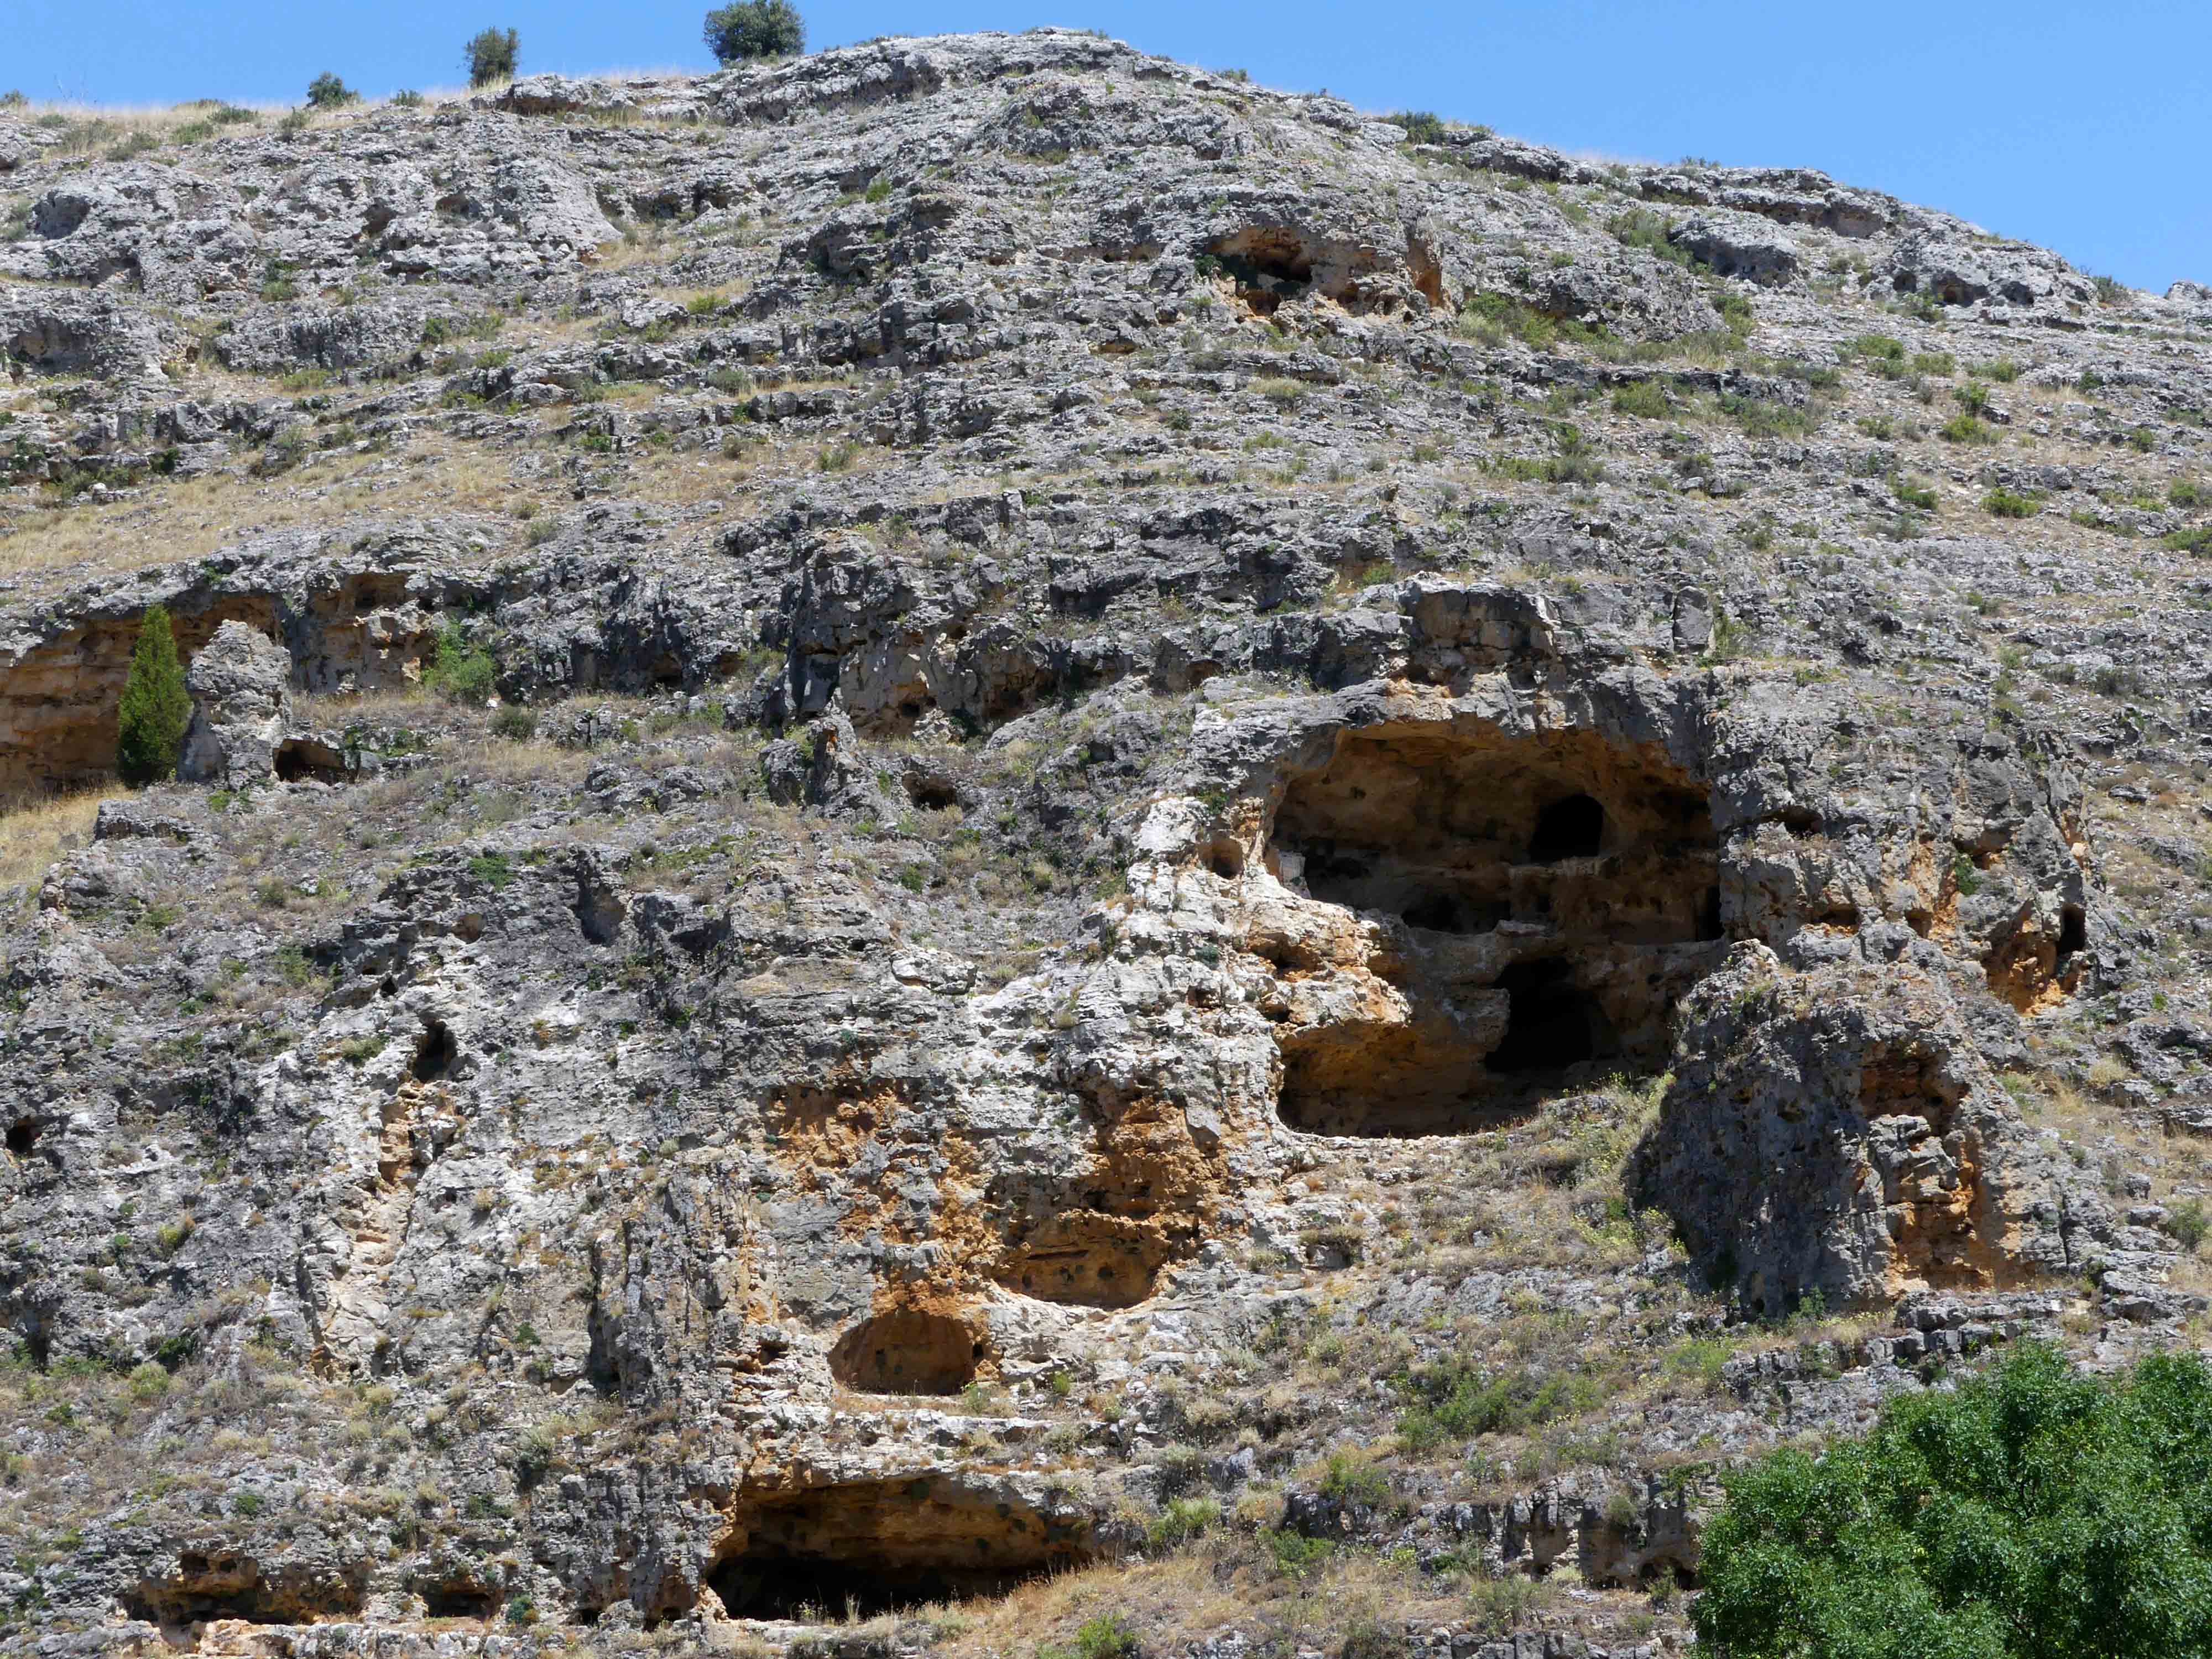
1266,721,1726,1135
705,1478,1090,1619
828,1308,983,1395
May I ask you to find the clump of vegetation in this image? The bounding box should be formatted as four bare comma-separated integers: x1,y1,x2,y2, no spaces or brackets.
424,622,497,704
305,72,358,109
703,0,805,63
1610,379,1672,418
464,27,520,87
116,604,191,787
1387,110,1449,144
1038,1614,1142,1659
1983,487,2042,519
1696,1344,2212,1658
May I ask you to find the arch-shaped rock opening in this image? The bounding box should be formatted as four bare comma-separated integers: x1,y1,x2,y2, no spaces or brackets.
1267,722,1724,1135
2059,905,2088,956
707,1479,1088,1620
828,1310,981,1396
272,736,347,784
410,1019,457,1083
5,1118,36,1157
1528,793,1605,863
419,1585,496,1620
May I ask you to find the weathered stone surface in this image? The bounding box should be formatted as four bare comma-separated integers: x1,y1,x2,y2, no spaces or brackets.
178,620,295,786
0,25,2203,1659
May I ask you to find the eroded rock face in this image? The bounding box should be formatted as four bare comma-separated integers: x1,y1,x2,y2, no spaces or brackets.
179,620,294,786
1631,944,2115,1313
0,24,2201,1653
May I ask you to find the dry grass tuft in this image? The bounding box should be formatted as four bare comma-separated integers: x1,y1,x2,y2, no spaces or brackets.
0,785,129,895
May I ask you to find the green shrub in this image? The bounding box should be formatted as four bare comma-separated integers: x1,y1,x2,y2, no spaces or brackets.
1893,476,1939,510
116,603,192,787
1721,393,1815,440
1145,1496,1220,1550
391,89,424,107
1317,1450,1391,1506
1940,413,1994,444
491,705,537,740
1606,208,1689,266
1696,1344,2212,1658
2168,1197,2209,1253
1610,379,1672,418
468,852,515,889
1387,110,1449,144
305,72,357,109
463,27,520,87
1983,487,2042,519
1396,1356,1601,1451
1979,356,2021,382
1040,1614,1142,1659
2168,478,2205,508
703,0,804,63
424,622,497,704
2164,525,2212,556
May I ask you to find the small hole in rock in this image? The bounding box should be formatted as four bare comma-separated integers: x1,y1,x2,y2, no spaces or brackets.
5,1119,36,1157
904,774,959,811
2059,905,2087,955
410,1020,457,1083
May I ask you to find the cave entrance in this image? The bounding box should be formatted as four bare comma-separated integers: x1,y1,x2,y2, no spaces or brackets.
1485,961,1609,1074
708,1480,1087,1621
1529,794,1604,863
1266,722,1725,1135
828,1310,981,1396
410,1020,457,1083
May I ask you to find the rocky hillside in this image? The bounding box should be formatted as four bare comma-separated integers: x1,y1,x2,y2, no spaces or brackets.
3,28,2211,1659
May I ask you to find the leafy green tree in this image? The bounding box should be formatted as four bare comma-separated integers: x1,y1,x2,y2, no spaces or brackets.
464,28,520,87
703,0,805,65
115,604,192,786
1695,1342,2212,1657
305,72,358,109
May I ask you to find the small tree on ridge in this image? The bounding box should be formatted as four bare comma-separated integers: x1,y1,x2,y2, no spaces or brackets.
465,28,520,87
305,72,358,109
703,1,805,65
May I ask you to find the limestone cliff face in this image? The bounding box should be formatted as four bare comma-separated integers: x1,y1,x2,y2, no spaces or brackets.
0,27,2205,1657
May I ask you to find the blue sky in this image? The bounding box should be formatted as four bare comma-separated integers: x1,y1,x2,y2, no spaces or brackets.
8,1,2207,292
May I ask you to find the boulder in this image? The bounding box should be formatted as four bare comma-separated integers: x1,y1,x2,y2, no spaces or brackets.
1630,943,2116,1313
178,621,294,787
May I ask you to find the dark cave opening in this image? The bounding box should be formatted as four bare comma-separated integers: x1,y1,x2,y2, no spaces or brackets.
1528,793,1605,863
709,1554,1036,1621
1485,961,1609,1074
272,737,347,784
2059,904,2087,956
420,1587,495,1620
410,1019,457,1083
1266,723,1726,1136
707,1480,1086,1621
5,1118,36,1157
